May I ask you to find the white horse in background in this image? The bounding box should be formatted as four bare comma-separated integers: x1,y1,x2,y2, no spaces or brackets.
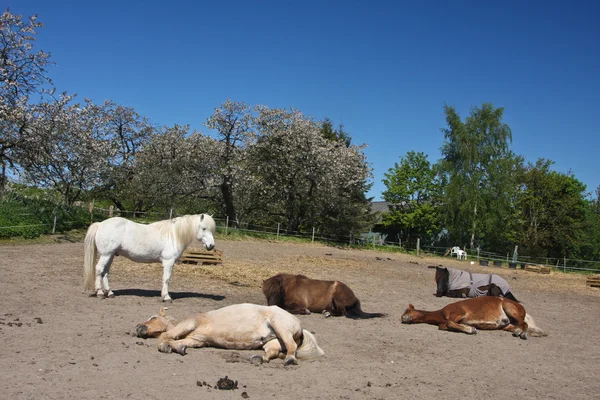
450,246,468,260
135,303,325,365
83,214,216,301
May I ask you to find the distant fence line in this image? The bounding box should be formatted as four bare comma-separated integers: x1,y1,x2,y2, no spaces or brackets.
2,203,599,273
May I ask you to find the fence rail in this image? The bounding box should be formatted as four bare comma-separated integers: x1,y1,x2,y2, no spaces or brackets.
2,203,599,273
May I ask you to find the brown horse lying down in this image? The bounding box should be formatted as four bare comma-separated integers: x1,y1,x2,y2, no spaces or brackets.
262,273,385,319
135,303,325,365
401,296,547,339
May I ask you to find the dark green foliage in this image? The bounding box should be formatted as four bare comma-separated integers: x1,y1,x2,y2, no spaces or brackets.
0,192,97,239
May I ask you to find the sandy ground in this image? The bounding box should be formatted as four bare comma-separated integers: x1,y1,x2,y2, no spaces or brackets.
0,237,599,400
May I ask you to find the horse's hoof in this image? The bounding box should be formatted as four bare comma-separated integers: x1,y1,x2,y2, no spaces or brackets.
283,356,298,366
520,332,529,340
158,343,172,353
249,355,264,365
96,291,105,299
513,330,522,337
162,297,173,303
470,327,478,334
106,291,115,298
174,345,187,355
322,311,331,318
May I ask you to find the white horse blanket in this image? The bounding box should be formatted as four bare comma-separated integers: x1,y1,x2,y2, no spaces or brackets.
447,268,511,297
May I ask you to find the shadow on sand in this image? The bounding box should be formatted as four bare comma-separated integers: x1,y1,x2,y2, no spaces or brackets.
113,288,225,301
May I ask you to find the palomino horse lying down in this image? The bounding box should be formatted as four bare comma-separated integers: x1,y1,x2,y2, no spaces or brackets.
401,296,547,339
262,273,385,319
434,266,519,302
135,303,325,365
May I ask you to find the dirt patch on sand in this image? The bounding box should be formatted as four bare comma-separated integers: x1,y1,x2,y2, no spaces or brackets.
0,238,598,400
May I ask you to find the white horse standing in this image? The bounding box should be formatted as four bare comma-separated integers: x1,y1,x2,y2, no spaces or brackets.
83,214,216,301
450,246,468,260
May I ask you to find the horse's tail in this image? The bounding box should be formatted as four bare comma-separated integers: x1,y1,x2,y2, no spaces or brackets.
347,299,386,319
262,274,285,307
83,222,100,292
296,329,325,360
525,313,548,337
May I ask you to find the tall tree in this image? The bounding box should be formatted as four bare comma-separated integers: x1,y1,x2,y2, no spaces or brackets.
204,99,254,225
439,103,516,249
0,9,54,192
382,151,441,247
516,159,587,259
249,106,372,234
18,95,115,204
96,101,153,211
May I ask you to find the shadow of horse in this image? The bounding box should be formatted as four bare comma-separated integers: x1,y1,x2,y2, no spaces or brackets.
113,289,225,301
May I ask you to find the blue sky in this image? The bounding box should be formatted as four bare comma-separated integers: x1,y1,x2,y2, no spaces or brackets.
9,1,600,200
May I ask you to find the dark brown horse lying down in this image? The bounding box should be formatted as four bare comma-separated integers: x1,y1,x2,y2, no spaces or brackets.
135,304,325,365
401,296,547,339
262,273,385,319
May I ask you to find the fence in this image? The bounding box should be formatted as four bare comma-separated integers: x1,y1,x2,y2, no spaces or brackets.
2,203,599,273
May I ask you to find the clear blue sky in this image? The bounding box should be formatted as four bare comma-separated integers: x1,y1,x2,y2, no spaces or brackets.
9,1,600,200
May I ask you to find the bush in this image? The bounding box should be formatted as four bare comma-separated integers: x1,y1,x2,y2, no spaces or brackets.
0,194,98,239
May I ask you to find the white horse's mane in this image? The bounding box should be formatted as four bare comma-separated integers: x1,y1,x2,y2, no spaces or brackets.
150,214,200,246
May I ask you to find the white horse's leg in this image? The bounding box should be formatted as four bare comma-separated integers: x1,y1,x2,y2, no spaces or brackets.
101,257,115,298
161,259,176,302
95,255,114,298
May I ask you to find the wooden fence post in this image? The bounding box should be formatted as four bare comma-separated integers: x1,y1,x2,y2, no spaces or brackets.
89,200,94,223
108,205,114,217
312,227,315,243
52,214,57,234
416,238,420,256
277,223,280,240
225,216,229,236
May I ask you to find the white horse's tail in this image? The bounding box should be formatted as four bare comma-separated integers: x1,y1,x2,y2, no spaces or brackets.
525,313,548,337
296,329,325,360
83,222,100,292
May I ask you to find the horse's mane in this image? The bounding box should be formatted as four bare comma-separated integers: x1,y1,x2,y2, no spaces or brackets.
150,214,200,246
262,274,285,306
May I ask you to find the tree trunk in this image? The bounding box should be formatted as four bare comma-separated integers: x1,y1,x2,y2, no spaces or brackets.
470,201,477,249
221,178,237,227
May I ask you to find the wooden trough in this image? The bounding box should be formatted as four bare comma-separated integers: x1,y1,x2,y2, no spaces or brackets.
179,248,224,265
524,265,552,274
586,276,600,288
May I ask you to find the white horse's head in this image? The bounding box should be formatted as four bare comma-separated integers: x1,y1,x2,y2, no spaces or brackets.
197,214,216,251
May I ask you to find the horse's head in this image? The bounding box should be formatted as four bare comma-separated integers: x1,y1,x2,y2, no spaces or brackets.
401,304,420,323
135,307,177,338
434,267,449,297
197,214,216,251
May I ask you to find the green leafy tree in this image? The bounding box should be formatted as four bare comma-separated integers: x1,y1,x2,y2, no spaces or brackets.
516,159,587,259
579,186,600,261
381,151,441,247
439,103,518,249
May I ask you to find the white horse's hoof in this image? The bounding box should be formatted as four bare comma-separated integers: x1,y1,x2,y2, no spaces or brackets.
322,311,331,318
96,291,105,299
106,290,115,298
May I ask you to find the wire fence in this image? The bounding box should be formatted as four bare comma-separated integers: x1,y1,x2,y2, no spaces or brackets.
2,202,599,273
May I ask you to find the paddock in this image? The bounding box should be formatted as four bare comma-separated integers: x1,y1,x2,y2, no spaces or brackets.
0,239,598,400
